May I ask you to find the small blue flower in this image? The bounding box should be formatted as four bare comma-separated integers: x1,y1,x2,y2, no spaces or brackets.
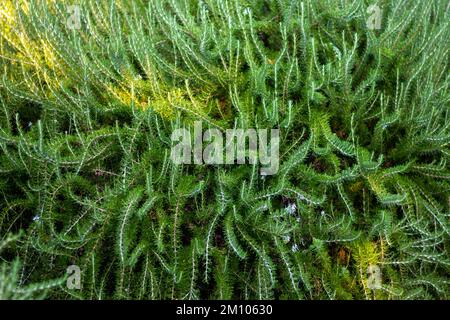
32,215,40,221
285,203,297,215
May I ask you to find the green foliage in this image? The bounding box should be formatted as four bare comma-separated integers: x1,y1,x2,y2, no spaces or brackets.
0,0,449,300
0,233,63,299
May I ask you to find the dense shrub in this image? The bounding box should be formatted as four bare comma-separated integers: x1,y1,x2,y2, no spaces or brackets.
0,0,449,299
